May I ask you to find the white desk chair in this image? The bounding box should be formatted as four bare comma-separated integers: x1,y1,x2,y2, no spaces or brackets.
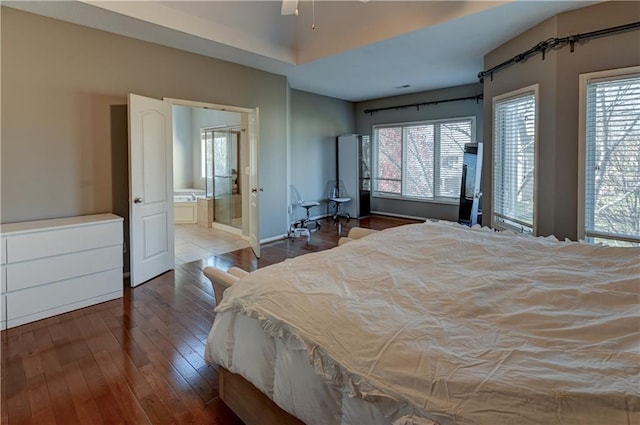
289,185,321,240
325,180,351,235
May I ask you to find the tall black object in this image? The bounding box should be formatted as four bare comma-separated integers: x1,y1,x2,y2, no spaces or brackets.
337,134,371,219
458,142,483,226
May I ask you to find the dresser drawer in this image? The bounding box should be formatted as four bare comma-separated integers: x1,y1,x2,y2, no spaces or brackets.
6,245,122,292
6,268,122,328
1,214,124,329
6,221,122,263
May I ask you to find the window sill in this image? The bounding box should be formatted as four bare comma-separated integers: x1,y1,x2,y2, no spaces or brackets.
372,194,459,206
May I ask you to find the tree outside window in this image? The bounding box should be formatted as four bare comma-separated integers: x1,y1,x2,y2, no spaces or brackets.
373,118,473,202
583,72,640,246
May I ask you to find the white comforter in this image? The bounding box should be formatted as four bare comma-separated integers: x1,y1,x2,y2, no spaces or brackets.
208,221,640,425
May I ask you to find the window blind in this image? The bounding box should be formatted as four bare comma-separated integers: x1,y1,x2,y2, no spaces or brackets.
584,74,640,245
439,121,471,198
405,125,435,198
375,127,402,194
373,118,472,202
493,92,536,232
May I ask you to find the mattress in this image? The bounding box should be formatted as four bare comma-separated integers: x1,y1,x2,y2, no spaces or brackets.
206,221,640,425
207,311,407,424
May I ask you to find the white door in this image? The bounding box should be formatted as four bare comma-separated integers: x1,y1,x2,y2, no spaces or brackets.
128,93,175,287
248,108,260,257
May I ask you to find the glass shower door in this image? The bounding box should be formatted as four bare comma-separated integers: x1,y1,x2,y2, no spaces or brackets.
204,131,214,199
213,130,233,226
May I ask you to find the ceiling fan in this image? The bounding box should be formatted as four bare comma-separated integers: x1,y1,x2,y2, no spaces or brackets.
281,0,369,16
281,0,299,16
281,0,367,29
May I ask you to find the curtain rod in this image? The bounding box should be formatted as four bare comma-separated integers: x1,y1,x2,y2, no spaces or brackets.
478,21,640,83
363,94,483,115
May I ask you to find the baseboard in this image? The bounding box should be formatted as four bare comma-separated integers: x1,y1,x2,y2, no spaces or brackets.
290,213,331,223
370,211,427,221
261,234,288,244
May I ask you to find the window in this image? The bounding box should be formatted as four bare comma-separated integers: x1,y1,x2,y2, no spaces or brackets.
372,117,474,202
492,85,538,234
579,67,640,246
201,128,232,179
201,130,213,179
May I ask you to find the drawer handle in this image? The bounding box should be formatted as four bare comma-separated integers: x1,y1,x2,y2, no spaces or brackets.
134,197,143,204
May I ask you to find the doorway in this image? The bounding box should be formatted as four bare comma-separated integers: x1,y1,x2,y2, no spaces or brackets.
172,105,248,261
129,94,260,287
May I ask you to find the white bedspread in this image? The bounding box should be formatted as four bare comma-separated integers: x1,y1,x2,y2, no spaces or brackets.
210,221,640,425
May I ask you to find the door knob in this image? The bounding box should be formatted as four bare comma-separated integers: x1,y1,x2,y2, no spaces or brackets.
134,197,143,204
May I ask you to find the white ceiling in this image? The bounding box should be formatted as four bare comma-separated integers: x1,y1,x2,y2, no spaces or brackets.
6,0,600,101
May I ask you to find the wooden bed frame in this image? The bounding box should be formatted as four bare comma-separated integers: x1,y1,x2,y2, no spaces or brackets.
219,367,304,425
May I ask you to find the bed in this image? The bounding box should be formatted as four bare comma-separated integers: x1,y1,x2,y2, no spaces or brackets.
205,220,640,425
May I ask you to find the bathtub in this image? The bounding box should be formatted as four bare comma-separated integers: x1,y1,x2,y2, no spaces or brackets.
174,195,197,202
174,190,202,223
174,189,205,197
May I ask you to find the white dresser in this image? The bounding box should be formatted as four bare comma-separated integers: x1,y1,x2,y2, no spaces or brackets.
0,213,124,330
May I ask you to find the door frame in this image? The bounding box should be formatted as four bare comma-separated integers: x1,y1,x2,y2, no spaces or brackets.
164,98,260,256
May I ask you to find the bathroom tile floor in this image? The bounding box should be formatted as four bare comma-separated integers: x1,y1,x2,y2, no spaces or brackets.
174,223,250,264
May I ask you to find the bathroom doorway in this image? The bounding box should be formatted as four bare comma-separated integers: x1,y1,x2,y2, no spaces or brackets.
172,103,252,263
168,97,260,258
128,94,260,280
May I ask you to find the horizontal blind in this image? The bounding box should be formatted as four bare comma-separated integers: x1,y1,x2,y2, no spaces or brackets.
438,121,470,198
405,124,434,198
375,127,402,194
373,118,473,201
585,75,640,244
493,92,536,232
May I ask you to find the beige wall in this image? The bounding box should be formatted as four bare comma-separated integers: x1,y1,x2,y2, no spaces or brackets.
290,89,355,221
482,1,640,240
1,7,288,242
6,2,633,245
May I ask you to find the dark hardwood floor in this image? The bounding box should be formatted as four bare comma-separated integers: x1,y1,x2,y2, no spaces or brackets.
1,215,420,425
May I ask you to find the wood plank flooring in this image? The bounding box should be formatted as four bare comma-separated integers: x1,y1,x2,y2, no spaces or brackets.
1,215,420,425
